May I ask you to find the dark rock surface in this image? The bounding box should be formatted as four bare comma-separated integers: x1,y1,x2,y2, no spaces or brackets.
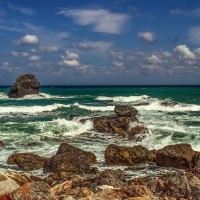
156,144,198,169
8,74,40,98
114,104,138,117
128,126,149,141
0,141,4,147
105,144,155,166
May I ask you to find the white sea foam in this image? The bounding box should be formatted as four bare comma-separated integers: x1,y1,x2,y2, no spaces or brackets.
0,92,9,99
0,103,70,114
96,95,149,102
73,102,114,111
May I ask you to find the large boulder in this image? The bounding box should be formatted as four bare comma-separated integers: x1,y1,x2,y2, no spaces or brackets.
7,153,48,171
156,144,198,169
8,74,40,98
114,105,138,117
105,144,155,166
56,143,96,164
93,116,131,136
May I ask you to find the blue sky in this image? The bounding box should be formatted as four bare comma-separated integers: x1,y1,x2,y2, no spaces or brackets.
1,0,200,85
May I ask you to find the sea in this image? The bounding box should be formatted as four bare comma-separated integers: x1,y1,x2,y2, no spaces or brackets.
1,86,200,179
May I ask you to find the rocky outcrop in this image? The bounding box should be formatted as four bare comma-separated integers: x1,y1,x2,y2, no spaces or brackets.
156,144,198,169
7,153,48,171
8,74,40,98
114,104,138,117
105,144,155,166
56,143,96,164
128,126,148,141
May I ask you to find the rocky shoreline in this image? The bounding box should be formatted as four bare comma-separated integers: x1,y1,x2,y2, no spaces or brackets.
1,105,200,199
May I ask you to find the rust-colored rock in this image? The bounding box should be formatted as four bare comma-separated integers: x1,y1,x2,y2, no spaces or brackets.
0,141,4,147
114,105,138,117
7,153,48,171
43,154,91,174
8,74,40,98
105,144,155,166
56,143,96,164
93,116,131,136
0,194,12,200
156,144,198,169
128,126,148,141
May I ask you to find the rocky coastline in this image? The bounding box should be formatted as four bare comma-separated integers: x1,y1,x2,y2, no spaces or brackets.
1,104,200,199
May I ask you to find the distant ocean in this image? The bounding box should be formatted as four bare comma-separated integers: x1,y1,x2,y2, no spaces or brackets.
1,86,200,178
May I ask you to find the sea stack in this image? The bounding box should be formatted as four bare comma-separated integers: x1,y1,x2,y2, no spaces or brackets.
8,74,40,98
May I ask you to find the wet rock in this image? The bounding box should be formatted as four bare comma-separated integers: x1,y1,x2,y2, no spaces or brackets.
7,153,48,171
93,116,131,136
56,143,96,164
0,141,4,147
69,114,81,121
0,172,19,196
160,101,177,107
8,74,40,98
43,154,91,174
128,126,148,141
5,171,42,186
156,144,198,169
105,144,155,166
0,194,12,200
132,102,150,106
11,181,56,200
114,105,138,117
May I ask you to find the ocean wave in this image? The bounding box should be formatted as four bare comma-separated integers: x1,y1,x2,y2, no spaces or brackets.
0,92,9,100
96,95,149,102
0,103,70,114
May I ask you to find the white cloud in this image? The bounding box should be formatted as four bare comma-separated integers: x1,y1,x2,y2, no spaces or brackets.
113,62,124,67
138,32,156,44
8,3,35,15
58,9,129,34
174,45,195,59
147,55,162,64
66,51,79,60
2,62,9,67
11,51,29,57
31,46,61,53
170,9,185,15
188,26,200,45
14,34,39,45
77,43,97,51
28,55,41,61
62,60,80,67
194,48,200,55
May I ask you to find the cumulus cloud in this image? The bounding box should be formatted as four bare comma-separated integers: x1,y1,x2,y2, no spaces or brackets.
174,45,195,59
188,26,200,45
170,9,185,15
58,9,129,34
62,60,80,67
146,55,162,64
77,43,97,51
31,46,61,53
58,51,80,67
113,62,124,67
11,51,29,57
14,35,39,45
28,55,41,61
138,32,156,44
8,3,35,15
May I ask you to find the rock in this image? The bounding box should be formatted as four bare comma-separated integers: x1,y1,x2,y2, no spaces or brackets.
0,172,19,196
105,144,155,166
5,171,42,186
114,105,138,117
7,153,48,171
160,102,177,107
43,154,91,174
90,189,122,200
56,143,96,164
0,194,12,200
128,126,148,141
69,114,80,121
156,144,198,169
75,187,94,199
50,181,73,196
93,116,131,136
132,102,150,106
0,141,4,147
8,74,40,98
11,181,56,200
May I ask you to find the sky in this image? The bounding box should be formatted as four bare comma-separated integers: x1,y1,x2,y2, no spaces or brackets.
1,0,200,85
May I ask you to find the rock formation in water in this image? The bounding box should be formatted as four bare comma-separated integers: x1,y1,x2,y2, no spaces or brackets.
8,74,40,98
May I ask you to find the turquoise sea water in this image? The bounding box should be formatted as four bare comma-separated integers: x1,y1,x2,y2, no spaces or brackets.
1,86,200,178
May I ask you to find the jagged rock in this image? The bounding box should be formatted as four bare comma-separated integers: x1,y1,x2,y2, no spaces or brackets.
8,74,40,98
0,172,19,196
11,181,56,200
114,105,138,117
128,126,148,141
43,154,91,174
156,144,198,169
0,141,4,147
56,143,96,164
5,171,42,186
105,144,155,166
7,153,48,171
93,116,131,136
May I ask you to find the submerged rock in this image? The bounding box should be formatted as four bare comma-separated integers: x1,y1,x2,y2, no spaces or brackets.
105,144,155,166
7,153,48,171
156,144,198,169
8,74,40,98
